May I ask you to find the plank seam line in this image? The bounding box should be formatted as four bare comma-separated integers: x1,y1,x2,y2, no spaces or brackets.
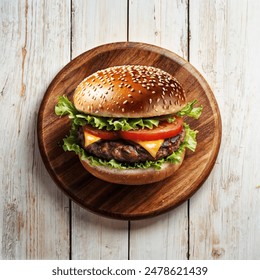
127,0,130,42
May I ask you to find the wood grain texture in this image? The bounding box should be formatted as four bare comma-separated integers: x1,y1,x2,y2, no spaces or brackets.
129,0,190,260
70,0,129,260
0,0,70,259
189,0,260,259
38,42,221,219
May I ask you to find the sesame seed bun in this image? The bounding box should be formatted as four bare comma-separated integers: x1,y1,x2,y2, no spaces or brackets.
79,149,185,185
73,65,187,118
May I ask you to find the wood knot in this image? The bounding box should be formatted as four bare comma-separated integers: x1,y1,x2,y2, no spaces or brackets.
211,247,225,259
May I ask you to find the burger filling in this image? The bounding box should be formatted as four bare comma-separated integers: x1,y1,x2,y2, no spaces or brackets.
80,127,185,163
55,96,202,170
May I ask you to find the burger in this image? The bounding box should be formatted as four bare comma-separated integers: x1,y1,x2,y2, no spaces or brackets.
55,65,202,185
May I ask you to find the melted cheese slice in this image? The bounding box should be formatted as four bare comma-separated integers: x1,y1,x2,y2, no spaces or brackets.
132,139,164,158
84,131,101,147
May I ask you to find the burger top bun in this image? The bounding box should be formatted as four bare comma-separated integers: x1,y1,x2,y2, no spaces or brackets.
73,65,187,118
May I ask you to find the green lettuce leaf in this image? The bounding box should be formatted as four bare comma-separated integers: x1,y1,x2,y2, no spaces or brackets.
182,123,198,152
177,100,203,119
62,123,88,160
55,96,78,117
61,122,198,170
55,96,160,131
55,96,203,131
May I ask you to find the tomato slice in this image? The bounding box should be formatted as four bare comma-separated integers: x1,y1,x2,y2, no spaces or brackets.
83,117,183,141
83,125,119,140
119,117,183,141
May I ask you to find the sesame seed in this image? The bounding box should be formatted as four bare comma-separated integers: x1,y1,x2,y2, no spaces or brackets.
149,98,152,104
128,94,133,98
123,100,128,105
130,88,135,92
122,108,125,112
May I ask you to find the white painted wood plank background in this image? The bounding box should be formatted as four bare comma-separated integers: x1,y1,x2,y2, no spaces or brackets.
0,0,259,260
0,0,71,259
189,0,260,259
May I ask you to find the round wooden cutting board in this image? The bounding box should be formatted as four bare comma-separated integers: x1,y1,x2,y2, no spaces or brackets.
37,42,221,220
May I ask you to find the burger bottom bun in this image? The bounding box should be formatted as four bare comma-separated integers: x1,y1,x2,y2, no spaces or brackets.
79,150,185,185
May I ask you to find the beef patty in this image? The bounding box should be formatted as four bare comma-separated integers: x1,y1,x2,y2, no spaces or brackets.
80,128,185,163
